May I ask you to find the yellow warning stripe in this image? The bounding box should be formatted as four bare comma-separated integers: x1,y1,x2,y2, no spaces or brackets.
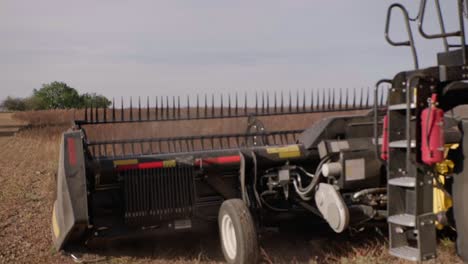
113,159,138,167
266,145,301,159
163,160,177,168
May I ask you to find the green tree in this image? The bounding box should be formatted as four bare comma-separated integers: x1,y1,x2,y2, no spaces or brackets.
1,96,27,111
33,81,82,109
2,82,112,111
80,93,111,108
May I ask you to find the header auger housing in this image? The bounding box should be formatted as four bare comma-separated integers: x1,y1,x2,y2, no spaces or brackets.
53,1,468,263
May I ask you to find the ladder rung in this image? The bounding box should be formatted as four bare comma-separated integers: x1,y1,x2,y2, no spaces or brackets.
388,177,416,187
389,140,416,148
389,103,416,110
389,246,419,262
388,214,416,227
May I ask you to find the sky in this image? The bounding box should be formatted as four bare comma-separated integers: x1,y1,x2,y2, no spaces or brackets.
0,1,465,103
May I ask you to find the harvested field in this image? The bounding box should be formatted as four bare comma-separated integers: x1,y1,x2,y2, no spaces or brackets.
0,110,464,263
0,112,29,137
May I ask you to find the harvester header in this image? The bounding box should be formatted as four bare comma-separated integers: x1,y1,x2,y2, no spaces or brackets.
52,1,468,263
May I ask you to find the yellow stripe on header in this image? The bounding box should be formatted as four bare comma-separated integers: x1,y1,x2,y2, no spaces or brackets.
266,145,301,158
163,160,177,168
113,159,138,167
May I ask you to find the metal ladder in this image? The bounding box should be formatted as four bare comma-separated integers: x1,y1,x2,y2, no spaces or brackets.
386,76,437,261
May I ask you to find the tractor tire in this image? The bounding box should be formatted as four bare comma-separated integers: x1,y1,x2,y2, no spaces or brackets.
218,199,258,264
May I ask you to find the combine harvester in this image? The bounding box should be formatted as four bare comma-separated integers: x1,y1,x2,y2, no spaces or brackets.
52,0,468,263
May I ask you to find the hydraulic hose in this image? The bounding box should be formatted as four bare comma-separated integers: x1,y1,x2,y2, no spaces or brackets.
292,156,331,201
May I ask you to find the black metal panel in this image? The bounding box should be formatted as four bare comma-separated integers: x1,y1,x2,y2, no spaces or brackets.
87,130,302,159
121,166,195,226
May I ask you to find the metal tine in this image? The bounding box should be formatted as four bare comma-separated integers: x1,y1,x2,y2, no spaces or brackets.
255,92,258,114
352,87,356,109
176,139,181,153
228,94,231,116
266,91,270,113
261,91,265,113
159,96,163,120
103,102,107,122
302,90,306,112
99,144,103,158
220,94,224,117
204,94,208,118
322,88,326,111
345,89,349,110
274,91,277,113
177,96,181,118
316,88,320,111
185,138,190,152
244,92,247,115
219,137,224,149
186,95,190,119
366,87,370,108
338,88,342,110
112,98,116,121
138,97,142,121
172,96,176,119
281,91,284,112
90,103,94,123
235,92,238,116
327,88,331,110
146,96,150,120
359,87,364,108
195,94,200,118
310,89,314,111
296,90,299,112
95,102,99,122
166,96,170,120
121,97,124,121
161,96,165,120
289,91,292,112
211,94,215,117
155,96,158,120
331,88,335,110
130,97,133,121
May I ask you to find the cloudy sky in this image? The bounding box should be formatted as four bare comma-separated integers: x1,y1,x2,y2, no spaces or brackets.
0,1,464,102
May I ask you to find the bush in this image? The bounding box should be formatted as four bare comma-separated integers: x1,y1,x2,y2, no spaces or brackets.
1,96,27,111
2,81,111,111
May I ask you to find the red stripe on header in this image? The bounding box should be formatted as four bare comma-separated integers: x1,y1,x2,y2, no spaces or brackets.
138,161,164,169
116,164,139,171
67,137,77,166
195,155,241,166
116,161,165,171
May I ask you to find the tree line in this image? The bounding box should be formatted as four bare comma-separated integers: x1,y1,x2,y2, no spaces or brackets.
1,81,111,111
